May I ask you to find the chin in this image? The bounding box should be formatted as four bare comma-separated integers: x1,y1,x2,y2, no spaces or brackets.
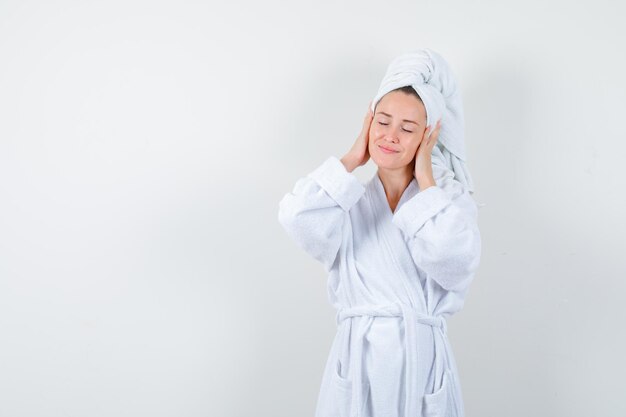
372,153,407,169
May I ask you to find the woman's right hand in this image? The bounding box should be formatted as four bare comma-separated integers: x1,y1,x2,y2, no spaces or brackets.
341,102,374,173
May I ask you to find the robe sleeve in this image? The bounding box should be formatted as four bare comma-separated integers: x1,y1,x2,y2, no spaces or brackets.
278,155,366,272
391,166,482,292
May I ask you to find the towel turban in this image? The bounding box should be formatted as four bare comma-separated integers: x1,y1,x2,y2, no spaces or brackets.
370,48,475,194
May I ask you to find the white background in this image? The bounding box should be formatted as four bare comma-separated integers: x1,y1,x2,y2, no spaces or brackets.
1,1,624,416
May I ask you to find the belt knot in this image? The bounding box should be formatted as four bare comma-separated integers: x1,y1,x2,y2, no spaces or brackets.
335,302,446,334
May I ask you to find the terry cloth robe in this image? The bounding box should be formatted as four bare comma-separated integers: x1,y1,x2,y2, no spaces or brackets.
278,155,481,417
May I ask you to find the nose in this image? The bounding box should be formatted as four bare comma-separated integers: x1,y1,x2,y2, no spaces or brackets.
384,136,399,144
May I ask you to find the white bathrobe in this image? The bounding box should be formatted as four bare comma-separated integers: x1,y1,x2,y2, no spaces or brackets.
278,155,481,417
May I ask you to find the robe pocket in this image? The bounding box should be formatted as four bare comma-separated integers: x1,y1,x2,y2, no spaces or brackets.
329,360,353,417
422,368,454,417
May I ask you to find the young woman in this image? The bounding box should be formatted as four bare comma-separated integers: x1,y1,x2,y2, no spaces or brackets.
278,49,481,417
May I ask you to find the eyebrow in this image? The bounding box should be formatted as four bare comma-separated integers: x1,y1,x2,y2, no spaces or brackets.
376,111,421,126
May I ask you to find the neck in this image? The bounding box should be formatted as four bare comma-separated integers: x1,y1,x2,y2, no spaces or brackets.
376,165,414,212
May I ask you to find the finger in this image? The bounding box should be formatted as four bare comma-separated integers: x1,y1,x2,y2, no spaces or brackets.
433,119,442,133
422,125,432,142
427,120,441,139
428,124,441,147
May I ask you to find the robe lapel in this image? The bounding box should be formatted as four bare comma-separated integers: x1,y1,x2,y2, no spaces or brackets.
367,173,429,313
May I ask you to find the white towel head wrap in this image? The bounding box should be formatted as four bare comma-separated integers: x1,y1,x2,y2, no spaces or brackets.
370,48,475,194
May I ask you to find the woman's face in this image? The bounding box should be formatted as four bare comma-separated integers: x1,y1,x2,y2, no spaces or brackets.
369,90,428,169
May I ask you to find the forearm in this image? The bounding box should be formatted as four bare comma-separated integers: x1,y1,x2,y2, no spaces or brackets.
278,156,366,270
392,185,481,291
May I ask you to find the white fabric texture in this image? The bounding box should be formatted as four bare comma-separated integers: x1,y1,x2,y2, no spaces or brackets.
278,155,482,417
371,48,475,194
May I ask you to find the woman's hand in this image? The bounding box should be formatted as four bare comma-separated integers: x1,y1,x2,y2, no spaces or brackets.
341,102,374,173
414,119,441,188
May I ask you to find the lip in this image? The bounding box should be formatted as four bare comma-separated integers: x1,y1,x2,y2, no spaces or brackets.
378,144,399,154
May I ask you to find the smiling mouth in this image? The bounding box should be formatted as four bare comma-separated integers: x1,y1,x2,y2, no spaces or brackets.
379,145,399,153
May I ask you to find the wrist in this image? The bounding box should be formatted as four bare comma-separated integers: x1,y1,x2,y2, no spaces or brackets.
340,155,358,173
415,172,436,189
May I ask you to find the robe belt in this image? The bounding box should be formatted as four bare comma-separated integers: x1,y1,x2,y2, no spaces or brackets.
335,303,448,417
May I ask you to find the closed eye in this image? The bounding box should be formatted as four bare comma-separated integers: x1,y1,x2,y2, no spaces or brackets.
378,122,413,133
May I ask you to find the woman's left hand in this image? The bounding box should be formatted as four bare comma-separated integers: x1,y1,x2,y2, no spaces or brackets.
414,119,441,184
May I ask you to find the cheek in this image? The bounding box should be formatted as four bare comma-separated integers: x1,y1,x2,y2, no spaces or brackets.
369,127,380,142
404,136,421,153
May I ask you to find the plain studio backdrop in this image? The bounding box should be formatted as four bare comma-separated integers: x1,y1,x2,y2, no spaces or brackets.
0,0,624,416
